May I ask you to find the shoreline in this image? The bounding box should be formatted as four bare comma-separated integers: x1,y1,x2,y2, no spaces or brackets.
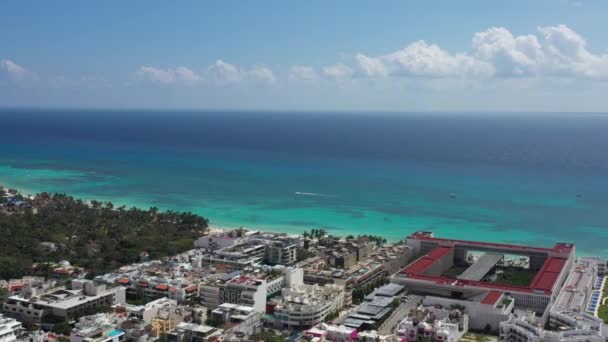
0,180,356,240
2,179,605,257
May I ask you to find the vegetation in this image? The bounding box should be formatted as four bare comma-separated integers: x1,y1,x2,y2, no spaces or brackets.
357,234,387,247
325,310,339,322
302,228,326,239
52,321,72,336
295,247,316,262
450,304,466,312
493,267,536,287
598,302,608,323
251,331,286,342
442,265,469,278
205,316,224,328
0,193,208,280
126,297,156,306
459,332,495,342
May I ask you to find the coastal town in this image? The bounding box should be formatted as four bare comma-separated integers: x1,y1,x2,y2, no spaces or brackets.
2,186,608,342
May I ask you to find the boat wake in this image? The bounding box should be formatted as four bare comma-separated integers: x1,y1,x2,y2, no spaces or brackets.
295,191,331,197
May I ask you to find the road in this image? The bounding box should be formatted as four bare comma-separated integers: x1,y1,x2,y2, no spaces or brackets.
377,295,421,335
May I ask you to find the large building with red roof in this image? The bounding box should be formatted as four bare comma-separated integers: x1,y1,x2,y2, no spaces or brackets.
392,231,575,313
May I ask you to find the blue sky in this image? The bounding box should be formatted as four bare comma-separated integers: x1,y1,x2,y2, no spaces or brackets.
2,0,608,111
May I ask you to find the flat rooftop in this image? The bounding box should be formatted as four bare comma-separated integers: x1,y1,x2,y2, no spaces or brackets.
458,253,503,281
408,231,574,254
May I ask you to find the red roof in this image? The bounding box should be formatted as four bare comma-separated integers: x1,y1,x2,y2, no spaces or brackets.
399,234,570,296
401,246,453,275
117,278,130,285
427,246,454,259
481,291,502,305
530,257,566,291
155,284,168,291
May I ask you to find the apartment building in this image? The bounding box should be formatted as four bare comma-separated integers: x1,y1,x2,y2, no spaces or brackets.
0,314,22,342
70,313,126,342
268,284,345,330
2,280,126,323
500,313,605,342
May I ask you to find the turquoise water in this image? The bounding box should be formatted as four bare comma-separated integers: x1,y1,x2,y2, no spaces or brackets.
1,109,607,256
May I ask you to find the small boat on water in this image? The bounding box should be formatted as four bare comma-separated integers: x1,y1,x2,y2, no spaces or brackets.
449,192,457,198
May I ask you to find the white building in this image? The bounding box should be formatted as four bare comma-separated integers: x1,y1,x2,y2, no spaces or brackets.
70,313,126,342
210,303,261,337
200,270,295,312
0,314,22,342
305,323,357,342
117,297,178,322
194,230,247,251
165,322,223,342
549,257,605,333
397,306,468,342
275,266,304,288
2,280,126,323
265,240,297,265
270,284,345,330
500,313,604,342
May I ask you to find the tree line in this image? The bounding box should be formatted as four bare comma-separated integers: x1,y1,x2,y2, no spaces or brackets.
0,193,208,280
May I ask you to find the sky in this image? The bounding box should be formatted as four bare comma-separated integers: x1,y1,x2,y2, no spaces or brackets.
2,0,608,112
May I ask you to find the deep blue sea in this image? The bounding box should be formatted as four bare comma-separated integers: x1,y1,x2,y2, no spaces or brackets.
1,109,607,256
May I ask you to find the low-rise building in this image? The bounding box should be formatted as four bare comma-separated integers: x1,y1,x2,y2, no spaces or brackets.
70,313,126,342
200,269,294,312
3,280,126,323
396,306,468,342
265,240,297,265
116,297,178,322
342,284,403,331
549,257,605,332
500,311,605,342
165,322,222,342
194,229,248,252
268,284,345,330
210,303,261,338
304,323,358,342
0,314,22,342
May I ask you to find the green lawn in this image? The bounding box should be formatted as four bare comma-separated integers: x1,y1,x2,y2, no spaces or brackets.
460,332,496,342
598,304,608,324
442,265,469,278
493,267,536,287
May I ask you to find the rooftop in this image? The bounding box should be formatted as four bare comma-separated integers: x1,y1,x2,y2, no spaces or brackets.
399,233,572,295
407,231,574,254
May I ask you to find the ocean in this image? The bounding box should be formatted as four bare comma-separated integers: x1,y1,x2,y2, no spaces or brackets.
1,109,607,256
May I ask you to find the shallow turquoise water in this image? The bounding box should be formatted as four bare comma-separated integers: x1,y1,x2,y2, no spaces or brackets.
1,109,607,256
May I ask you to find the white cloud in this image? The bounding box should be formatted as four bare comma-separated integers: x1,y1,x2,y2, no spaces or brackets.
472,25,608,79
355,54,389,77
207,59,242,85
0,59,37,85
322,63,354,81
356,41,492,78
137,66,201,85
538,24,608,79
137,60,276,86
473,27,543,76
289,66,319,81
352,25,608,81
248,65,276,83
